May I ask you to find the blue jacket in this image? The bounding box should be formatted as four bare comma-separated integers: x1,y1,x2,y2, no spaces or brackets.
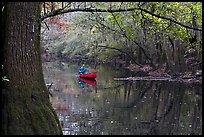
79,66,87,74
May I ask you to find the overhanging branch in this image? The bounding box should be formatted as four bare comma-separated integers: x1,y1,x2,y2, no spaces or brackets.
138,7,202,32
110,12,152,61
98,45,143,67
41,5,202,32
41,7,136,21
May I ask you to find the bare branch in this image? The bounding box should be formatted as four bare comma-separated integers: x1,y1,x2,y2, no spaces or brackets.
43,2,46,14
44,21,49,30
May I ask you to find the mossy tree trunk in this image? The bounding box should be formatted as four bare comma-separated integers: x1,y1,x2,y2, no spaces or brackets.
2,2,62,135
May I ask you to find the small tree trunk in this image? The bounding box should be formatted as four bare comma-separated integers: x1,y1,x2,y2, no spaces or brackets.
163,36,174,72
174,40,187,72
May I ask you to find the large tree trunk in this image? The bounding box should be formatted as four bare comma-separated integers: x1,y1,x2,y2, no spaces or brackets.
2,2,62,135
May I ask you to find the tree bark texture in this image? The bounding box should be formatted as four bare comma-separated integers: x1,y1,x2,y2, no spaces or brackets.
2,2,62,135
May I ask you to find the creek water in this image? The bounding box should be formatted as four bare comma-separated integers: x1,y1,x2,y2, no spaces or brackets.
42,61,202,135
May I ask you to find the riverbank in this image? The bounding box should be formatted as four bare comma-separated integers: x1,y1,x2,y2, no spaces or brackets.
123,63,202,85
41,54,202,85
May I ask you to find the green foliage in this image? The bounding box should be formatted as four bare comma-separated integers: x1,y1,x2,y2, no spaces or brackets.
2,65,9,82
41,2,202,69
2,76,9,82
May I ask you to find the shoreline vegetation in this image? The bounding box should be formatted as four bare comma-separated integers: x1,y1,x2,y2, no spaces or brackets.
41,54,202,85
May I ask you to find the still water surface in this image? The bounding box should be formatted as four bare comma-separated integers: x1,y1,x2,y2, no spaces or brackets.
42,61,202,135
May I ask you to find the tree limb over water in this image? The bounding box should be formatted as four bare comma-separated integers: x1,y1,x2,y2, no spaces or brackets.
110,12,152,61
138,7,202,32
98,45,143,67
41,8,136,21
41,6,202,32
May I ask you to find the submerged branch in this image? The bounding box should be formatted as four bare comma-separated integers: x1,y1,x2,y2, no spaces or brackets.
113,76,202,84
97,83,125,90
47,82,53,91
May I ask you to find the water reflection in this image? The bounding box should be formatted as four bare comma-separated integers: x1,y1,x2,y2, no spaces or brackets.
79,78,97,87
43,61,202,135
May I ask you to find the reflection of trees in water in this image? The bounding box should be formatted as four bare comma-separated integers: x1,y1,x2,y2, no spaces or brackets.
190,86,202,135
50,75,201,135
148,82,184,135
69,80,202,135
43,62,201,135
110,81,202,135
113,81,153,108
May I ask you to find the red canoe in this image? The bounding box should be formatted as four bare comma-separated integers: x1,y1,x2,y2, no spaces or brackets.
79,77,97,86
80,72,97,79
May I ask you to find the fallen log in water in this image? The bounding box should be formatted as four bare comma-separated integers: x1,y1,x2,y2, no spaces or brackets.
113,76,202,84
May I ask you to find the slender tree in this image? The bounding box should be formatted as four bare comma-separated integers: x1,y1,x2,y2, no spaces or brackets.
2,2,62,135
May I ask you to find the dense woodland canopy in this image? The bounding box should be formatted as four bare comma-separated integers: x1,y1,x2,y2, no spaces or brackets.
41,2,202,75
2,2,202,135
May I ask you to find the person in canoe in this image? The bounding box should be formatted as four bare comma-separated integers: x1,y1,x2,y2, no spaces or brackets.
79,64,87,74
